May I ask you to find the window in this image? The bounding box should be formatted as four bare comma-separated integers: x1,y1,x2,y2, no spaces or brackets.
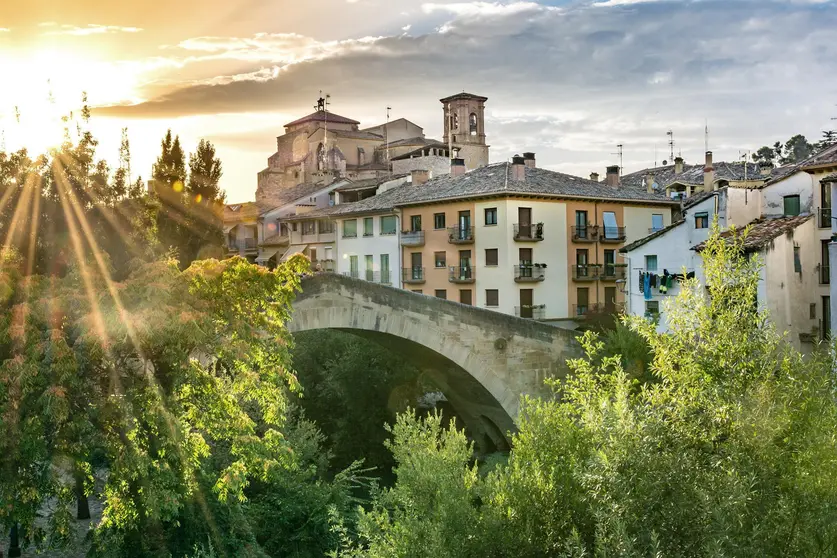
363,217,374,237
602,211,619,239
349,255,358,278
434,251,447,268
485,249,498,266
604,286,617,308
342,219,357,238
460,289,473,305
645,255,658,271
302,221,316,235
469,113,478,135
434,213,446,229
651,214,664,231
694,211,709,229
784,195,801,217
645,300,660,317
435,289,447,300
324,246,333,261
824,296,831,340
380,215,397,235
604,249,615,276
485,289,499,307
484,208,498,226
292,222,298,232
410,215,422,232
380,254,390,283
365,255,374,281
576,287,589,315
318,220,334,234
794,246,802,273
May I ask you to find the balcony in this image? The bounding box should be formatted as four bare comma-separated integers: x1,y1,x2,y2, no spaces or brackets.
572,264,599,281
599,226,626,243
228,238,258,252
514,264,546,283
599,263,628,281
513,223,545,242
515,304,546,320
571,225,598,243
449,265,475,284
819,207,832,229
572,304,590,317
313,260,335,272
573,302,624,317
402,267,426,284
821,265,831,285
401,230,425,246
448,226,474,244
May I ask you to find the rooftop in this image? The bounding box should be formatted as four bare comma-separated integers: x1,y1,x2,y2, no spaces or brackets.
224,201,266,223
800,143,837,170
692,214,813,253
621,160,770,190
440,92,488,103
383,136,446,149
386,162,679,207
284,110,360,129
620,219,686,253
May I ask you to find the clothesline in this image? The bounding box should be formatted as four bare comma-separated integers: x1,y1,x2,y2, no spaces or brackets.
639,269,696,300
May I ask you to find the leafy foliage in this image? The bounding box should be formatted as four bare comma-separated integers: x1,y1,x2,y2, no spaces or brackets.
752,131,835,165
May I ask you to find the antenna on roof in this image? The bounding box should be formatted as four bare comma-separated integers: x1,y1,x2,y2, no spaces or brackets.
654,144,657,168
386,106,392,178
704,119,709,153
667,130,675,163
612,144,623,176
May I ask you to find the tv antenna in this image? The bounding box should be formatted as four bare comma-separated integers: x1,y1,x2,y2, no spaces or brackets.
704,120,709,153
612,144,623,175
386,106,392,177
667,130,675,163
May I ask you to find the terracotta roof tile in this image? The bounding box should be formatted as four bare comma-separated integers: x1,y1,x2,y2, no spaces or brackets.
692,214,813,253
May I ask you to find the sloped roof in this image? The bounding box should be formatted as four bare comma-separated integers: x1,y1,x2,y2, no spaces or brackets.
440,92,487,103
800,143,837,170
335,174,411,192
683,187,724,209
620,219,686,253
384,162,678,207
260,233,290,247
286,187,406,221
330,129,383,140
284,110,360,128
821,172,837,183
392,144,451,161
622,160,768,189
692,214,813,253
224,201,264,223
383,136,445,149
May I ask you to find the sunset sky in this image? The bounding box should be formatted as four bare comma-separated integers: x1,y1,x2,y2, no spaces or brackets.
1,0,836,202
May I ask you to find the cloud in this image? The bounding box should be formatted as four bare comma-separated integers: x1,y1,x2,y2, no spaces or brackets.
44,24,143,36
94,0,837,182
0,28,9,33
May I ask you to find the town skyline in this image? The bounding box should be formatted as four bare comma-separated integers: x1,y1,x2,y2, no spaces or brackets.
1,0,835,202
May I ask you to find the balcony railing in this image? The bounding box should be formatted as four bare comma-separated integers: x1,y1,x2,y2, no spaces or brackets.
449,265,475,283
599,263,628,281
599,226,626,243
572,304,590,317
513,223,545,242
342,231,358,239
228,238,258,251
402,267,426,284
514,264,546,282
821,265,831,285
571,225,598,242
572,264,599,281
515,304,546,320
401,230,425,246
448,226,474,244
343,269,392,284
573,303,625,317
819,207,832,229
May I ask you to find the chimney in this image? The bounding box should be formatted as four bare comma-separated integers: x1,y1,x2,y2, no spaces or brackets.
674,156,684,174
411,169,430,185
590,172,599,182
523,152,536,168
644,173,655,194
704,151,716,191
511,155,526,181
605,165,620,187
759,162,773,177
451,157,466,177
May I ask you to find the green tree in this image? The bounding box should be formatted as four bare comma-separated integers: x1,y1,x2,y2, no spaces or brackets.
152,130,187,188
188,139,224,202
814,129,837,151
752,145,775,165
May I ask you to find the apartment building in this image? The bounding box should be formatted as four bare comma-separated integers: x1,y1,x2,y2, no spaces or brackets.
386,154,678,319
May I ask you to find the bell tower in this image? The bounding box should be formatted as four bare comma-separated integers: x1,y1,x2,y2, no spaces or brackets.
441,92,489,171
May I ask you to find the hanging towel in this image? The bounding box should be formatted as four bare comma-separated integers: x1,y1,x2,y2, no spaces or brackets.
650,273,657,288
643,273,652,300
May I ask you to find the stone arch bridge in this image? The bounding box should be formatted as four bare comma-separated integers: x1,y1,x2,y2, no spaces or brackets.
289,273,581,450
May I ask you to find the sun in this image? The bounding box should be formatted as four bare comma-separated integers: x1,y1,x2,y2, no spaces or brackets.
0,47,144,154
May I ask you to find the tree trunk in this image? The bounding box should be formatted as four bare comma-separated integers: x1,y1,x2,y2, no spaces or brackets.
75,470,91,520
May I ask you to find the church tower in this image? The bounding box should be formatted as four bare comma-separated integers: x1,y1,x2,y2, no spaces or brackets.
440,92,489,171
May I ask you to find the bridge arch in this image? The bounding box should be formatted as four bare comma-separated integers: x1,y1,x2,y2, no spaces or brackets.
289,274,581,447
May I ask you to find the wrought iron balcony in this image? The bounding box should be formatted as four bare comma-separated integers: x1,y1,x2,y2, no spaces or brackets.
513,223,545,242
229,238,258,251
449,265,475,283
515,304,546,320
821,264,831,285
402,267,426,284
514,264,546,282
447,226,474,244
571,225,598,242
400,230,425,246
599,226,626,243
599,263,628,281
572,264,599,281
818,207,832,229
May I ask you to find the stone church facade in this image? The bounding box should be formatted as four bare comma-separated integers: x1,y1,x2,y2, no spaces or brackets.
255,93,490,206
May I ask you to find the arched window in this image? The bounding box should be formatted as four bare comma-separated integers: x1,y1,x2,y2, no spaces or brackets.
317,143,325,171
469,113,478,136
452,112,459,130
